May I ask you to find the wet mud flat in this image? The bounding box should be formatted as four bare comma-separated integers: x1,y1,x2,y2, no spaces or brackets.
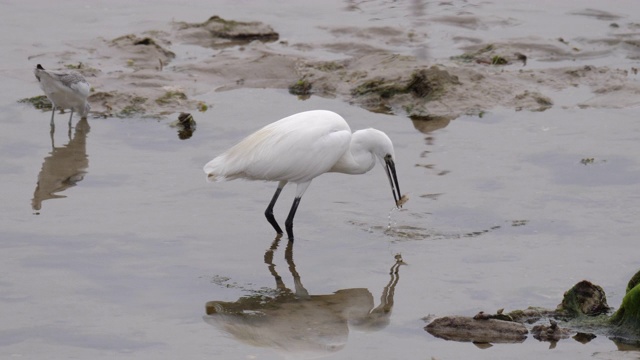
21,4,640,120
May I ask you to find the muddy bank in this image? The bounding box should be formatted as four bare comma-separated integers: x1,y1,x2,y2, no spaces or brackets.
425,271,640,349
23,13,640,119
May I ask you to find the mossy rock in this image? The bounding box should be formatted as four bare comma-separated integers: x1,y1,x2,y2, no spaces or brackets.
557,280,610,317
627,270,640,294
288,78,312,96
610,284,640,338
351,66,460,102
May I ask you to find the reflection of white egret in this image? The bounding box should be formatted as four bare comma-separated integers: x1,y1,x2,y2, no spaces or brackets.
204,239,403,359
203,110,403,240
31,118,90,213
33,64,91,128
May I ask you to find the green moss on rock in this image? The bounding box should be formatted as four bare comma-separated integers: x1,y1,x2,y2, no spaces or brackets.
627,270,640,294
610,284,640,337
557,280,610,317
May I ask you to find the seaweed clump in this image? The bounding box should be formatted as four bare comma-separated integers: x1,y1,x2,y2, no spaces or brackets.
288,78,313,98
352,66,459,100
610,270,640,339
350,66,460,114
18,95,52,111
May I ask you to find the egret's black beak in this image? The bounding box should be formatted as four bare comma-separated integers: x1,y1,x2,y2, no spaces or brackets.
384,157,402,208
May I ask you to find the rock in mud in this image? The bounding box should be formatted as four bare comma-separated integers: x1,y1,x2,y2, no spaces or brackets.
425,316,528,344
170,112,196,140
110,34,176,69
349,66,460,114
557,280,611,317
531,319,572,342
176,15,279,48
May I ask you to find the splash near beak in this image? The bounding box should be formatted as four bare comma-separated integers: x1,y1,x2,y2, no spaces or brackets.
384,158,403,208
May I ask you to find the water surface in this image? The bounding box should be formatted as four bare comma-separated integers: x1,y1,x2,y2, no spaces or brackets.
2,1,639,359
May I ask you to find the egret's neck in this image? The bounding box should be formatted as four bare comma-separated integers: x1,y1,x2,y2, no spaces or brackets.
329,132,377,175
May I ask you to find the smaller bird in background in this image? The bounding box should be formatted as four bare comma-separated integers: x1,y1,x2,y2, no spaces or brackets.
203,110,407,241
33,64,91,128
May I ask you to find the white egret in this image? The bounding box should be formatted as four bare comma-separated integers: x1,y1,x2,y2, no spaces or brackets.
33,64,91,128
203,110,404,240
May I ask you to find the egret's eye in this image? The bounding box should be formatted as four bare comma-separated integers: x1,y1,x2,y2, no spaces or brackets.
384,154,393,161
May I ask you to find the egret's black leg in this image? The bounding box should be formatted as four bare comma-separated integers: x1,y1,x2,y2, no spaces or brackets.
265,181,286,235
285,197,302,241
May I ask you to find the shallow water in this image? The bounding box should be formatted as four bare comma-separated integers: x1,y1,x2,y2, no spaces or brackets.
2,1,640,360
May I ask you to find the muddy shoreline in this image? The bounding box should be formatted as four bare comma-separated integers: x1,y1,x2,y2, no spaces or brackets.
23,13,640,120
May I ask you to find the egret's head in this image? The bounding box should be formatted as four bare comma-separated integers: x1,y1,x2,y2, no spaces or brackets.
362,129,403,209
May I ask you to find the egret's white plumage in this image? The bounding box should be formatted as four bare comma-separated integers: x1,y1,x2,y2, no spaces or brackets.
203,110,403,240
34,64,91,127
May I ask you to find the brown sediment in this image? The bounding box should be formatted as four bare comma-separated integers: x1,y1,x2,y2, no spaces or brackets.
22,15,640,119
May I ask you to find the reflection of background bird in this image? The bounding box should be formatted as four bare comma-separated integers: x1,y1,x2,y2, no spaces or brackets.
203,239,403,359
32,118,90,213
33,64,91,127
203,110,403,240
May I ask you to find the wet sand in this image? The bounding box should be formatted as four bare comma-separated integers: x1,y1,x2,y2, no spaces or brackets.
2,1,640,359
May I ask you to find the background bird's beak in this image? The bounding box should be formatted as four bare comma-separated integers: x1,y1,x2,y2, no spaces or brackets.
384,158,402,208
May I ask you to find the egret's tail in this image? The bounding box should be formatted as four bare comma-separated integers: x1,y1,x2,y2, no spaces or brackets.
203,157,227,182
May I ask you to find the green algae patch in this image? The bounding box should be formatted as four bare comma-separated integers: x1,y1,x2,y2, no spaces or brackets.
627,269,640,294
350,66,460,114
118,96,148,118
155,91,188,106
288,78,313,97
451,44,495,62
18,95,53,111
425,272,640,347
610,279,640,338
352,67,460,101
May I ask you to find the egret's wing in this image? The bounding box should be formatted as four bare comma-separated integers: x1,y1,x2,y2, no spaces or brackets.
227,125,351,182
205,111,351,182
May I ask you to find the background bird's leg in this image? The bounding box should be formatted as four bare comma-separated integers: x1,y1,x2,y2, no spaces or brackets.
67,113,72,140
49,126,55,150
265,180,287,235
50,105,56,127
